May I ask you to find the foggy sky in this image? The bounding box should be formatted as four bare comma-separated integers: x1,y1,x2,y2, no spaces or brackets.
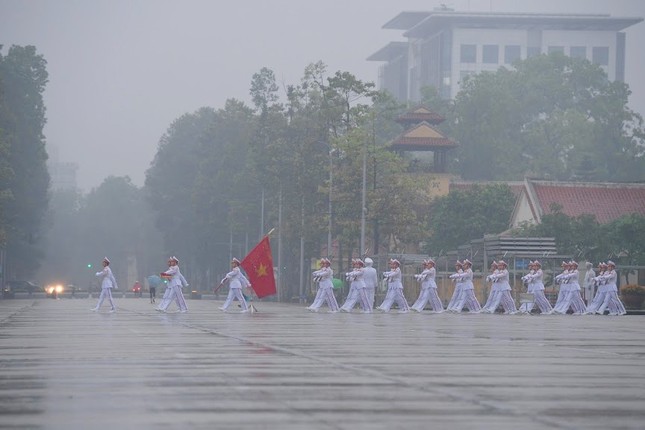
1,0,644,191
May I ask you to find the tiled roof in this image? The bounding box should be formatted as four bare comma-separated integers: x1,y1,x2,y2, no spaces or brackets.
532,181,645,223
396,106,445,125
390,121,457,150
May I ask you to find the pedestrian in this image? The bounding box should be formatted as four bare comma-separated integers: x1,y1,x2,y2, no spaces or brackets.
551,260,585,315
147,275,162,304
91,257,118,313
218,258,251,313
518,260,552,314
411,258,443,313
376,259,409,313
363,257,378,309
156,256,189,313
480,260,516,314
595,260,626,316
448,259,481,313
340,258,372,313
307,258,339,313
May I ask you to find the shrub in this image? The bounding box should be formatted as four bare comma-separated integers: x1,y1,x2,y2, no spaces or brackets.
620,284,645,296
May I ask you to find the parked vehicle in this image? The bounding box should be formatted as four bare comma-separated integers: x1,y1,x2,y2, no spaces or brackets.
2,280,42,298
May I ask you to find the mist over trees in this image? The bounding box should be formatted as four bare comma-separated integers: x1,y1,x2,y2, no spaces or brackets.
446,53,645,182
143,63,424,297
0,45,50,279
3,44,645,291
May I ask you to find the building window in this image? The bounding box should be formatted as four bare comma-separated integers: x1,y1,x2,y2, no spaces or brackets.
548,46,564,54
570,46,586,59
527,46,541,58
482,45,499,64
504,45,521,64
460,44,476,63
592,46,609,66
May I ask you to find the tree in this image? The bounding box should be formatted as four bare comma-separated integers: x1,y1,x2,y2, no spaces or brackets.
0,127,13,246
79,176,154,286
450,53,645,181
605,213,645,267
0,45,50,279
425,184,516,253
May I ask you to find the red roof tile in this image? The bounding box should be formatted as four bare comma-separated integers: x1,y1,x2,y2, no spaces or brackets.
532,182,645,223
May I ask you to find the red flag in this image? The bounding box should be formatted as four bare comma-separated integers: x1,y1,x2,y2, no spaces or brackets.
241,235,276,298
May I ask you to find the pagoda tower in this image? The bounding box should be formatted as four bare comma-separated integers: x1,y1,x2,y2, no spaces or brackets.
390,106,457,173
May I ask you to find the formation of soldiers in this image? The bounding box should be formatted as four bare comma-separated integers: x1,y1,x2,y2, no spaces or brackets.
307,257,627,315
89,255,626,316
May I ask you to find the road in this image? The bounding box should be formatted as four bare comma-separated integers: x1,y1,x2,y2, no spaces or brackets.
1,298,644,429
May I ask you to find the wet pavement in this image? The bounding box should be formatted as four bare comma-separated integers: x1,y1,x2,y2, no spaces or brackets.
1,297,644,430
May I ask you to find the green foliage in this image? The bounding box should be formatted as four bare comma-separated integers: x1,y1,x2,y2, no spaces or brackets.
425,184,516,253
450,53,645,181
514,207,645,265
0,45,50,278
605,213,645,266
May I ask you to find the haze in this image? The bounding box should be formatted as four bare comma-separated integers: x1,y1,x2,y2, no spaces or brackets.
1,0,643,191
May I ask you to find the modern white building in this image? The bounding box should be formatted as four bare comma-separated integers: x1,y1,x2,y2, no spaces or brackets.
368,9,643,102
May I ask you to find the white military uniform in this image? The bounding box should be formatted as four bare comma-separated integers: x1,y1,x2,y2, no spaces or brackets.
551,267,570,313
362,260,378,308
586,265,608,314
157,263,189,313
552,265,585,314
92,261,118,312
219,266,250,312
596,267,626,315
583,263,596,306
481,267,515,314
411,265,443,313
519,267,552,314
446,267,464,311
377,265,409,313
340,266,372,313
450,266,481,313
307,265,339,312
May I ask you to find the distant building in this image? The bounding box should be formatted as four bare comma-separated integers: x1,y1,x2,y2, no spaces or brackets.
47,145,78,191
368,9,643,102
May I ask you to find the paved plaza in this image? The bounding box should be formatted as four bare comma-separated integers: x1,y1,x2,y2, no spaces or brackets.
1,297,644,430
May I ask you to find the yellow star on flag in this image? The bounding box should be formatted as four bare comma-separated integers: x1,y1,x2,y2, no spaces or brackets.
255,263,268,277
